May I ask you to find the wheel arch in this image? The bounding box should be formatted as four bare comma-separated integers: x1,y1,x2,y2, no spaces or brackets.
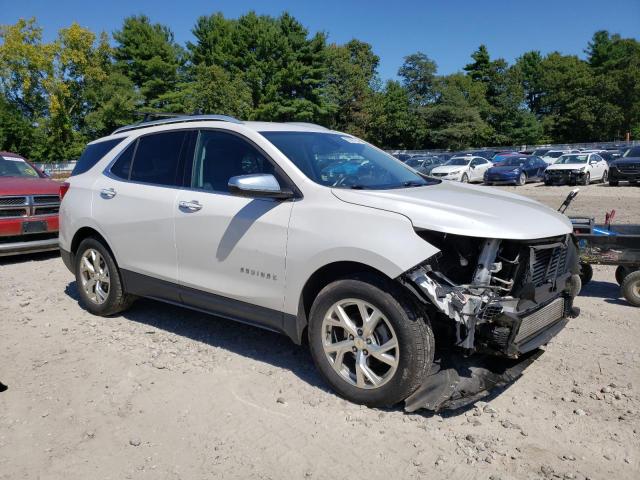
70,226,117,264
291,260,409,345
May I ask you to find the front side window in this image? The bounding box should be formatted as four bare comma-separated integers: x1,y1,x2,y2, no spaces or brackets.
0,155,41,178
129,131,187,186
192,130,278,192
261,131,435,190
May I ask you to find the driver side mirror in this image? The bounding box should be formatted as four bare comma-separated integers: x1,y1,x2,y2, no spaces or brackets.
228,174,294,200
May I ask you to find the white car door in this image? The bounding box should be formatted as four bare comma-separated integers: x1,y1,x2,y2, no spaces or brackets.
174,129,293,329
92,130,191,284
470,158,489,182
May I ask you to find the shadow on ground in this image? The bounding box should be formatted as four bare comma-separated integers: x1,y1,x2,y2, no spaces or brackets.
0,250,60,266
64,280,530,417
64,281,328,392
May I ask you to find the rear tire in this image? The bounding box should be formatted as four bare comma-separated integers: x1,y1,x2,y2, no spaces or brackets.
517,172,527,186
308,274,434,407
579,263,593,285
615,265,631,285
75,237,135,316
621,271,640,307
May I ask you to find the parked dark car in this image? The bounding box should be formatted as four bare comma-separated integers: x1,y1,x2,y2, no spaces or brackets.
484,155,547,186
531,148,551,157
405,155,444,175
609,146,640,186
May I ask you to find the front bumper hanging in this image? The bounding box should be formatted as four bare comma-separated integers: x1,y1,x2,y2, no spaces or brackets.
404,349,543,412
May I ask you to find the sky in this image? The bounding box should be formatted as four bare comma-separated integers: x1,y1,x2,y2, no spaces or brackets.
2,0,639,80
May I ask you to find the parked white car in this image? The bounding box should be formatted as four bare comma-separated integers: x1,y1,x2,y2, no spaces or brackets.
541,149,579,165
59,115,581,412
429,156,492,183
544,152,609,185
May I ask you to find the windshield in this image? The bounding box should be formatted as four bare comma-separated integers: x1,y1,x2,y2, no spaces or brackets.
501,157,528,167
492,154,516,163
260,132,435,189
0,156,41,178
445,158,471,166
406,157,436,167
546,151,564,158
532,148,550,156
556,154,588,164
623,146,640,158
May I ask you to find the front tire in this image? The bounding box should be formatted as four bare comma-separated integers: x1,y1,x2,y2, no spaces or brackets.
601,170,608,183
609,179,619,187
461,173,469,183
75,237,135,316
517,172,527,186
581,172,591,185
308,274,433,407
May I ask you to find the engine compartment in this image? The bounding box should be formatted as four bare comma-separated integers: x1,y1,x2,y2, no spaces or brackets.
403,230,581,357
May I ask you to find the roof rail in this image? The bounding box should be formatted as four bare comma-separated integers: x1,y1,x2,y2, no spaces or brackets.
112,114,243,135
284,122,330,131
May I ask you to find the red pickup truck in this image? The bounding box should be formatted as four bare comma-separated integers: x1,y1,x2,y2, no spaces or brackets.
0,152,61,256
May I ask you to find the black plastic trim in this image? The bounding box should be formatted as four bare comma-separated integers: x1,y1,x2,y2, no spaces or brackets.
120,269,300,341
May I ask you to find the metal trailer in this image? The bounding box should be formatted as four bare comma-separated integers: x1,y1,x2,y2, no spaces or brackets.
558,190,640,307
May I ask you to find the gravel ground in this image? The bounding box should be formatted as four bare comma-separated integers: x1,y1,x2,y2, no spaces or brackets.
0,183,639,480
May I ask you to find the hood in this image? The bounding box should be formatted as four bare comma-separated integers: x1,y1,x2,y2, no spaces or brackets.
431,165,467,174
613,157,640,166
332,181,572,240
546,163,585,171
0,177,62,196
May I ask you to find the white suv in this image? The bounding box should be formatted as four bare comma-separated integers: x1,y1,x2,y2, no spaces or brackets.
59,115,581,411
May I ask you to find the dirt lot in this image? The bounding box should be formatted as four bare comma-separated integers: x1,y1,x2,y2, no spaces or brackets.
1,183,639,480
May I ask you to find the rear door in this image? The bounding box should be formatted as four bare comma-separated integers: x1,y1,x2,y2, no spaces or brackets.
92,130,193,288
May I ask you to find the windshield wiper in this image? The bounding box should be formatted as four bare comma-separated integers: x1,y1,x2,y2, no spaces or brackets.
402,180,426,187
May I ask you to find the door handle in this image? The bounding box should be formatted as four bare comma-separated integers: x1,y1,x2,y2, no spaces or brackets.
179,200,203,212
100,188,116,199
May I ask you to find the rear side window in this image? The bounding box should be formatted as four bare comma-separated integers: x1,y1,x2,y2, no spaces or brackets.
71,138,125,176
110,141,137,179
129,131,188,186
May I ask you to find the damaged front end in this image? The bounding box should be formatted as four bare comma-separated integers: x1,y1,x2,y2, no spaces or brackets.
401,230,581,412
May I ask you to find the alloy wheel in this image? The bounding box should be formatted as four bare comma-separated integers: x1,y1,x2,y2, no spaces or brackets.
321,299,399,389
79,249,111,304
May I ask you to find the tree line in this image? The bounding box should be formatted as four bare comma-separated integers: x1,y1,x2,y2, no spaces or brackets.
1,13,639,162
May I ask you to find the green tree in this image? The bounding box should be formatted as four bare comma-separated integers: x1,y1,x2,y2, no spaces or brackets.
398,52,437,106
365,80,417,149
425,73,491,149
188,12,329,121
324,39,379,136
113,15,183,110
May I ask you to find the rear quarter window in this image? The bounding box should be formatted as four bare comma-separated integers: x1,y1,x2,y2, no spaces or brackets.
71,138,126,176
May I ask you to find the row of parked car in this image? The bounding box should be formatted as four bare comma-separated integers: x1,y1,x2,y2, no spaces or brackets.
395,146,640,186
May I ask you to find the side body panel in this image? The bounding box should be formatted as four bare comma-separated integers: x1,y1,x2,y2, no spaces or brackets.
282,188,439,315
174,191,293,315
